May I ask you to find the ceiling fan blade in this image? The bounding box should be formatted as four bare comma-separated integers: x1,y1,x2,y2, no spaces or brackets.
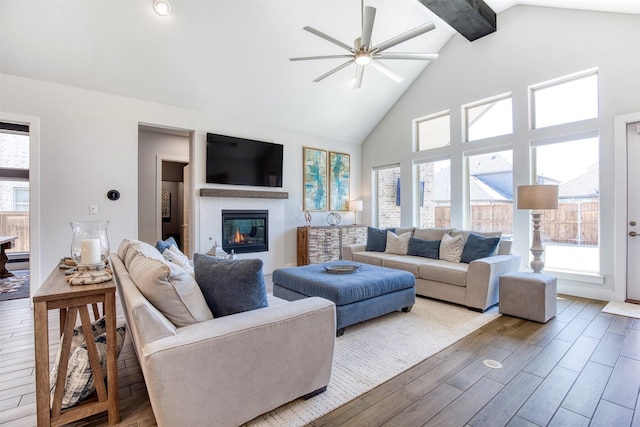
372,22,436,53
353,65,365,89
303,26,353,52
290,54,354,61
374,52,439,60
370,60,404,83
361,6,376,49
313,59,355,83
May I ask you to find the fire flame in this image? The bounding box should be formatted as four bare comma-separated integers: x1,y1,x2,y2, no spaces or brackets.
234,230,244,243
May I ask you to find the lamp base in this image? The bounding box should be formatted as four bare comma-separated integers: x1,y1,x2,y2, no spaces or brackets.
530,212,545,273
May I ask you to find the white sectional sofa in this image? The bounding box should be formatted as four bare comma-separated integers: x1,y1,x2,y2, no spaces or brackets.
343,227,521,312
111,239,336,427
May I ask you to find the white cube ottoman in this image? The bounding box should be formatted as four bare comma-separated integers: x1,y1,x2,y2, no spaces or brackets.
499,272,557,323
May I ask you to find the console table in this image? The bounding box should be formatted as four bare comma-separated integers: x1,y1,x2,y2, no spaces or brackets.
297,225,367,265
0,236,17,278
32,267,119,426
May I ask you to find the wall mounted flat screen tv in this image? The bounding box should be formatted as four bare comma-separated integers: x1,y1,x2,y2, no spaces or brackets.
206,133,283,187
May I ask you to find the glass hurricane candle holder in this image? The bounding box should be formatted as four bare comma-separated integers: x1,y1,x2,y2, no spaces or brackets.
70,220,110,267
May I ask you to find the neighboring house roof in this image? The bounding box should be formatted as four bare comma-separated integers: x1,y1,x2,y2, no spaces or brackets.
430,154,598,202
559,163,599,199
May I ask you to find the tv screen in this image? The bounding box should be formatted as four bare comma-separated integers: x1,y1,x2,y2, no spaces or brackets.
206,133,283,187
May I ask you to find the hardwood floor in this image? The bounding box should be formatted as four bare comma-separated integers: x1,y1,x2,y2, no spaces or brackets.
311,296,640,427
1,293,639,426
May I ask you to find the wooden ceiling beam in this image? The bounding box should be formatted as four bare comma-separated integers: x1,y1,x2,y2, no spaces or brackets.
419,0,497,41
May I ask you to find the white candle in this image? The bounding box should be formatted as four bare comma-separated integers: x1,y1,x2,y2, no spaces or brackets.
81,238,101,265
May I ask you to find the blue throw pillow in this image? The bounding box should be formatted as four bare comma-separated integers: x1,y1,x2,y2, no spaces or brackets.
460,233,501,263
193,253,268,317
407,238,440,259
365,227,387,252
155,236,178,254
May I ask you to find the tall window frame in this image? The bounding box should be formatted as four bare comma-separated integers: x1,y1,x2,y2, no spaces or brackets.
464,148,514,235
530,131,600,274
373,165,402,229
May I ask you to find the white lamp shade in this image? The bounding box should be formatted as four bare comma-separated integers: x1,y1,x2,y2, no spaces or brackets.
517,185,559,210
349,200,363,211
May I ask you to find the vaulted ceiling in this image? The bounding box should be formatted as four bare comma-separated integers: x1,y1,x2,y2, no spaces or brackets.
1,1,638,144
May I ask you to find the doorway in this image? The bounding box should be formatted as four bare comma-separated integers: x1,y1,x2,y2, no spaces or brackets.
161,160,189,254
627,121,640,302
138,125,191,255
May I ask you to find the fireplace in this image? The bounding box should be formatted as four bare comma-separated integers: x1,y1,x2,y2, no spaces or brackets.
221,210,268,254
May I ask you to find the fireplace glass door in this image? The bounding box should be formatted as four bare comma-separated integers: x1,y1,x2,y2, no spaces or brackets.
221,210,268,254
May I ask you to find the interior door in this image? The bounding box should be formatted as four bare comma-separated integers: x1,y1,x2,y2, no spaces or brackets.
627,122,640,302
182,164,190,258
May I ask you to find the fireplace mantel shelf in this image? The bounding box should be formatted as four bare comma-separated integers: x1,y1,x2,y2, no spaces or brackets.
200,188,289,199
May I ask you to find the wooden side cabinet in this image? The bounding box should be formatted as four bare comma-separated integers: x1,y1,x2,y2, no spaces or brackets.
297,225,367,265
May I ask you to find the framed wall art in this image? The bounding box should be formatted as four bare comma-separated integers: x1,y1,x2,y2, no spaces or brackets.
329,151,350,211
303,147,327,211
161,190,171,221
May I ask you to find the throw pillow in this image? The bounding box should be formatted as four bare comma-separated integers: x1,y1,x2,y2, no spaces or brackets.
407,238,440,259
162,244,194,275
193,253,268,317
385,231,411,255
126,240,213,327
439,233,464,263
155,236,178,254
365,227,388,252
50,318,126,410
460,233,501,263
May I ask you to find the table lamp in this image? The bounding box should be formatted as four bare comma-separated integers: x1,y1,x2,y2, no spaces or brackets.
517,185,558,273
349,200,363,225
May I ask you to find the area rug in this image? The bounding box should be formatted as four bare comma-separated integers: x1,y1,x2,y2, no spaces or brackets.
246,297,501,426
602,301,640,319
0,270,30,301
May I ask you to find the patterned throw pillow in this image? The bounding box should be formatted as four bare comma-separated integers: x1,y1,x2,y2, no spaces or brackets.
439,233,464,263
385,231,412,255
50,317,126,409
163,244,194,275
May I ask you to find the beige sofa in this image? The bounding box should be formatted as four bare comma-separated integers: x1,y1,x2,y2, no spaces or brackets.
111,239,336,427
343,228,521,312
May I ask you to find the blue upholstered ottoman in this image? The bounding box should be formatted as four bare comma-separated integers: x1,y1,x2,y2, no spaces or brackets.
273,261,416,336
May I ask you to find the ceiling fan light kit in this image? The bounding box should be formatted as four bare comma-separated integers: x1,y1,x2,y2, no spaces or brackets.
153,0,171,16
290,1,438,89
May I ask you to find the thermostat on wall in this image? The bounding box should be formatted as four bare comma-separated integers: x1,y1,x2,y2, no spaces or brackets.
107,190,120,201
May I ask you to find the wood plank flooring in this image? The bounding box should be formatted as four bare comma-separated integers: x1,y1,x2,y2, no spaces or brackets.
1,293,639,426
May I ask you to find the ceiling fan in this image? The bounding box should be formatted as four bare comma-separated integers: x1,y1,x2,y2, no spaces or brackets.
290,0,439,89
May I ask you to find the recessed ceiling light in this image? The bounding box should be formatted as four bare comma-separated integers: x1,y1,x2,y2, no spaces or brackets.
153,0,171,16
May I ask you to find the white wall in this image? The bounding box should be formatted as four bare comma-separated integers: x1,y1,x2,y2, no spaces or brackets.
361,6,640,301
0,74,361,290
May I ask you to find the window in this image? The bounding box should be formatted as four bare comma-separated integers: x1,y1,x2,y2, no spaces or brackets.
532,133,600,273
531,71,598,129
416,159,451,228
375,166,401,229
465,150,513,234
415,112,450,151
14,187,29,211
0,126,30,254
465,95,513,142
